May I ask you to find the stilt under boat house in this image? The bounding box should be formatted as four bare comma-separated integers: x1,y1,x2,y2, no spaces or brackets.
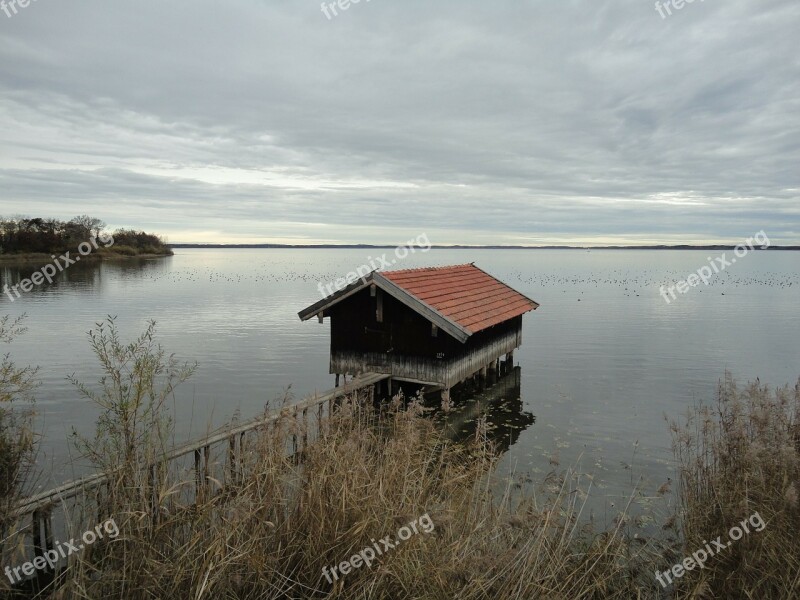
298,263,539,401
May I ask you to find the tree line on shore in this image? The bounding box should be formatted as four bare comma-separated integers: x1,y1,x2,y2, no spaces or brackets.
0,216,172,257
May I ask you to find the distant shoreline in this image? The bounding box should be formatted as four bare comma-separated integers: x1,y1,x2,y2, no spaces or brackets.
169,243,800,250
0,252,173,263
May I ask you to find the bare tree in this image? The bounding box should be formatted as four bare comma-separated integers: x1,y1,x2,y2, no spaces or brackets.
70,215,107,239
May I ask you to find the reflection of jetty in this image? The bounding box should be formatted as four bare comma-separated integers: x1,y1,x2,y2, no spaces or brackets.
440,366,535,454
299,263,539,405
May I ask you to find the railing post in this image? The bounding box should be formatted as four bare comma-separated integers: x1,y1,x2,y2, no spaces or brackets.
150,463,160,524
31,509,43,557
240,431,246,468
228,435,237,485
291,408,299,458
302,408,309,450
44,509,53,553
194,448,204,502
203,445,210,497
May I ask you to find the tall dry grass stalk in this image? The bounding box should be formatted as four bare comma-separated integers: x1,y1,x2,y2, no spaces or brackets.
670,372,800,599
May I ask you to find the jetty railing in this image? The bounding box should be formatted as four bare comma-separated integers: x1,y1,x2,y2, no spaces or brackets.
5,372,389,581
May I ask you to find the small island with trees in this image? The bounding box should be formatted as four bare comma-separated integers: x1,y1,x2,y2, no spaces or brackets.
0,216,172,260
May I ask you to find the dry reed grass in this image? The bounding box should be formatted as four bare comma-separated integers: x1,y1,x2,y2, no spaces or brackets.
10,320,797,599
670,373,800,599
38,389,660,600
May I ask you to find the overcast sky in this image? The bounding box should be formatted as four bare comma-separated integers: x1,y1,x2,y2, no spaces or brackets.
0,0,798,245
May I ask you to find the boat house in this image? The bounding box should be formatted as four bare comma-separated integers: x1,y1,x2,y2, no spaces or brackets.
298,263,539,402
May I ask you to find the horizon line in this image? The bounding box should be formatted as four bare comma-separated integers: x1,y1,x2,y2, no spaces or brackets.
167,243,800,250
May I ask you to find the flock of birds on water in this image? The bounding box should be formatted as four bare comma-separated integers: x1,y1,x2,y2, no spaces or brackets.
508,268,798,298
130,262,799,301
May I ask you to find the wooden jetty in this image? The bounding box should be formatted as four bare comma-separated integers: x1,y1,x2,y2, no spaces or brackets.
8,372,389,582
299,263,539,404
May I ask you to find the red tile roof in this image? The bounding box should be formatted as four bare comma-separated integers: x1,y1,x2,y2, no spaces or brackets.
380,263,538,335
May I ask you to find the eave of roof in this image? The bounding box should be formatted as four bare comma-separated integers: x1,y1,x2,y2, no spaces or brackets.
297,273,374,322
297,271,472,342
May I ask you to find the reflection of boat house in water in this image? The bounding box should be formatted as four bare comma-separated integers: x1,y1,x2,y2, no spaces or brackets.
298,263,539,404
442,367,535,453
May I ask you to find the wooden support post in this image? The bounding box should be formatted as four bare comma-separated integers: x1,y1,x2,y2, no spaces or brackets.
479,366,487,390
195,446,209,502
150,463,161,524
31,507,55,570
292,408,299,457
203,445,210,495
228,435,237,485
240,431,246,475
43,508,53,553
32,509,43,557
488,359,497,381
302,407,309,450
335,373,340,387
100,481,111,523
192,448,201,496
441,388,451,413
31,507,54,564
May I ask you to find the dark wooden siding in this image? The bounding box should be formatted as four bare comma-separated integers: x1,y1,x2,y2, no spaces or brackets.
330,288,522,356
329,288,456,358
329,287,523,386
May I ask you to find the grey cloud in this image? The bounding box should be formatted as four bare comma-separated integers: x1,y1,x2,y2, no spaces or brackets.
0,0,798,244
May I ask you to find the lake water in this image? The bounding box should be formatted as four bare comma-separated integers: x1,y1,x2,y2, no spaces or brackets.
2,248,799,519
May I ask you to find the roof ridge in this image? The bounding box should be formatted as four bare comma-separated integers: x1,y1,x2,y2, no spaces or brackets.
382,263,474,275
464,263,540,309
